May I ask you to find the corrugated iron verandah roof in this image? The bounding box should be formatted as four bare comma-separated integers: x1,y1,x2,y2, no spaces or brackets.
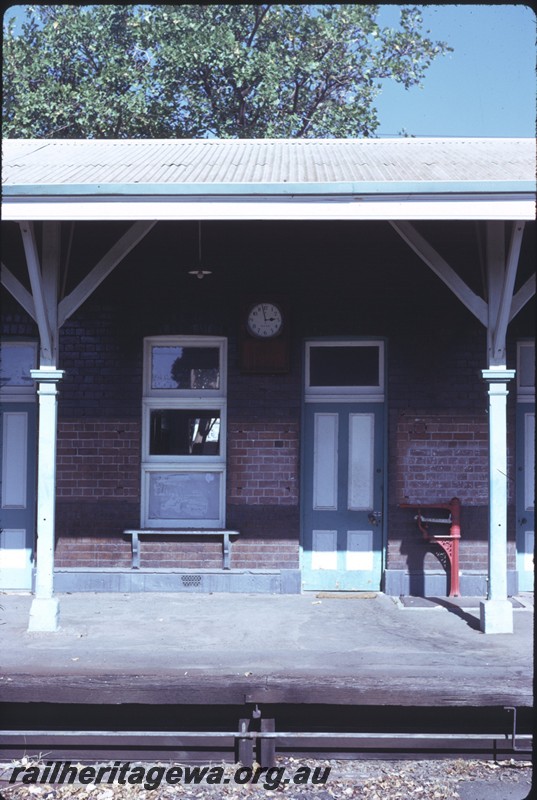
3,137,535,188
2,138,535,221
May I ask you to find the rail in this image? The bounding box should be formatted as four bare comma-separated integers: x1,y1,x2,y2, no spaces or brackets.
1,710,531,766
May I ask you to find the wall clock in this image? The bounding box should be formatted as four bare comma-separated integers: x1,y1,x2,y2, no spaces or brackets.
246,302,284,339
240,298,290,373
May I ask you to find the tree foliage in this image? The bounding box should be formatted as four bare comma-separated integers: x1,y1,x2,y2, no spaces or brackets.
2,4,452,139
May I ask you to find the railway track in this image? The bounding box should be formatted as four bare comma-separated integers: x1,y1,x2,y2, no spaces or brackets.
0,703,532,766
0,728,532,765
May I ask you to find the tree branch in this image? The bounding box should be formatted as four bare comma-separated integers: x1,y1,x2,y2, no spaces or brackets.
81,42,101,75
292,80,300,113
247,4,272,48
296,84,331,137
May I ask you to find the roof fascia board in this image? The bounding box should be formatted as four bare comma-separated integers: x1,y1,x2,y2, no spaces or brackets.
2,197,534,222
4,181,536,197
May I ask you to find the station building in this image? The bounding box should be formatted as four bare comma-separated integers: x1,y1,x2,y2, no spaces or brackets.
1,138,534,633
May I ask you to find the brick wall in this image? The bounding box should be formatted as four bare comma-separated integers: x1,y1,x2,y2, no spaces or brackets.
387,408,517,573
387,329,488,411
232,536,299,569
57,420,140,499
227,505,300,569
55,532,132,568
55,529,300,570
228,422,299,505
59,310,142,418
394,410,492,506
55,417,301,569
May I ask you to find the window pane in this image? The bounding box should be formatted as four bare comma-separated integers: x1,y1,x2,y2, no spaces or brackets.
148,472,221,520
151,346,220,390
519,343,535,389
0,342,37,387
150,410,221,455
309,346,379,387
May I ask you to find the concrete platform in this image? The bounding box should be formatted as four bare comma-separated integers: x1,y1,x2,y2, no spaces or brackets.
0,591,533,708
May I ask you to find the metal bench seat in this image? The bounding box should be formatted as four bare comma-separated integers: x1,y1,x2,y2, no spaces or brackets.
123,529,240,570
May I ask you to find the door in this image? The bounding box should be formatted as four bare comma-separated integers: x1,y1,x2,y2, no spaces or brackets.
0,340,38,591
516,407,534,591
301,341,386,591
0,403,36,589
515,342,534,592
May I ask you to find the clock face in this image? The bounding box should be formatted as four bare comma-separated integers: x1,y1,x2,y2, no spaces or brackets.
247,302,283,338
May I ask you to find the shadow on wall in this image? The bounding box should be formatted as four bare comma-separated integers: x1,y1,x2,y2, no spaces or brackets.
399,535,450,597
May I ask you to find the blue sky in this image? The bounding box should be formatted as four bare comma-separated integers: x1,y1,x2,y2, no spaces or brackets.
375,4,536,137
3,4,536,137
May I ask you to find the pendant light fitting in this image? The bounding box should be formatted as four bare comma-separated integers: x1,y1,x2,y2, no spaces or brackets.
188,221,213,279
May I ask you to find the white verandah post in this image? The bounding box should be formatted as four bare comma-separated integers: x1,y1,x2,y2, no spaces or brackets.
21,220,63,632
28,368,64,632
480,369,516,634
478,220,523,634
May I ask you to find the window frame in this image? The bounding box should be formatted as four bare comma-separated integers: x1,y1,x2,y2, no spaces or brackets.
143,336,226,397
305,340,385,402
0,340,38,401
142,399,226,464
142,465,226,530
141,336,227,529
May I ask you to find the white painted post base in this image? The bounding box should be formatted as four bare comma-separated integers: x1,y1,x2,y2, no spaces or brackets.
479,599,514,635
28,596,60,633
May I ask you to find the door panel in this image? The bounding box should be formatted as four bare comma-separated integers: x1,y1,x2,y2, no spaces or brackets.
0,404,36,589
313,413,338,509
346,530,374,571
2,411,28,507
311,529,338,570
302,402,384,590
348,412,374,509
